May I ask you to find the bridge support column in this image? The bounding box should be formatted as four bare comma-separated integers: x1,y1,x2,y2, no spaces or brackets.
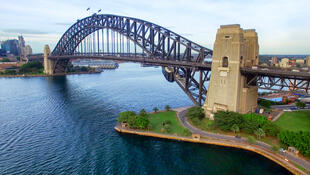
43,45,55,75
203,24,259,119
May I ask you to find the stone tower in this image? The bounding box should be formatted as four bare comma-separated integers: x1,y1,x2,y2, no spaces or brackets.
203,24,259,119
43,45,53,75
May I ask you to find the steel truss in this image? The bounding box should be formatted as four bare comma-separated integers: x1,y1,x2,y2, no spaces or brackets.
51,14,213,106
245,75,310,93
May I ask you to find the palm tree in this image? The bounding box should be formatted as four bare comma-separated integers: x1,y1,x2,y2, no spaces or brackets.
153,107,159,113
254,128,265,140
165,105,170,111
230,124,239,136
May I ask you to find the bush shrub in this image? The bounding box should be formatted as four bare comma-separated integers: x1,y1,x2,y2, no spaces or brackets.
258,99,272,109
19,61,43,74
296,101,306,109
278,131,310,156
262,121,280,136
214,111,243,131
118,111,149,130
117,111,136,123
186,106,205,120
241,113,267,134
182,128,191,136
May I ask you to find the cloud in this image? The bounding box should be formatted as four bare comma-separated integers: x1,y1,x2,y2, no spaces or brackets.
2,29,48,35
54,22,73,26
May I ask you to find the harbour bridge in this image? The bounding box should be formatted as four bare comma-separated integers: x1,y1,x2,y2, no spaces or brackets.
37,14,310,116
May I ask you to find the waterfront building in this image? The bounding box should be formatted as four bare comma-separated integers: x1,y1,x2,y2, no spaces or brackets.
271,56,278,66
279,58,290,68
295,59,305,67
306,56,310,67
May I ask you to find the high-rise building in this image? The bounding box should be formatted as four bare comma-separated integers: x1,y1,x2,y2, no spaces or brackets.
18,36,26,58
1,39,19,56
24,45,32,56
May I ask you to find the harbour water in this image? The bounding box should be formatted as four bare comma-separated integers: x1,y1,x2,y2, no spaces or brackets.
0,63,290,174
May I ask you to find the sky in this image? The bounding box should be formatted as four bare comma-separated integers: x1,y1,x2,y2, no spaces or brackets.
0,0,309,54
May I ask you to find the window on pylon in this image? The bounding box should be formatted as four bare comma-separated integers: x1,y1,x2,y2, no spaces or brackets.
222,57,229,67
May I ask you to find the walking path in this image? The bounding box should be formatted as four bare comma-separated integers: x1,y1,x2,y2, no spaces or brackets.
174,107,310,174
272,110,284,121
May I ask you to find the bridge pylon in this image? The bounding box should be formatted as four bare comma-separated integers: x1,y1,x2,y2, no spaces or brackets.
203,24,259,119
43,45,54,75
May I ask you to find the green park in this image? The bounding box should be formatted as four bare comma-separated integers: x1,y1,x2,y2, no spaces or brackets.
118,106,310,161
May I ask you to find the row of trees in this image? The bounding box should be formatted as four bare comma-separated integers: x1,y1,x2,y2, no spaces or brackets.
19,61,43,74
214,111,280,138
153,105,170,113
278,131,310,156
117,110,150,129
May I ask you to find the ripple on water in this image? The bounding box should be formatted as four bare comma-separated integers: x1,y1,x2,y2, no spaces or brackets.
0,63,291,175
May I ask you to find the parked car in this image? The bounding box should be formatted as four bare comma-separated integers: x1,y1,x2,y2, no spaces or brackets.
290,107,298,110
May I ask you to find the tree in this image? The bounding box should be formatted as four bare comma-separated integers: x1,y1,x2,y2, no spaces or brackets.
19,61,43,74
139,109,148,117
230,124,239,135
262,121,280,136
133,115,150,129
278,131,310,156
117,111,136,123
80,66,89,72
186,106,205,120
4,70,16,75
258,99,272,109
241,113,267,134
153,107,159,113
165,105,171,111
296,101,306,109
214,111,243,131
254,128,265,139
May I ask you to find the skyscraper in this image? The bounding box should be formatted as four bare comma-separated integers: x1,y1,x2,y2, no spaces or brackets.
1,39,19,56
24,45,32,56
18,36,26,58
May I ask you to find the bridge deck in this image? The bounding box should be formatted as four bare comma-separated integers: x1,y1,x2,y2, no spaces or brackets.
47,55,212,70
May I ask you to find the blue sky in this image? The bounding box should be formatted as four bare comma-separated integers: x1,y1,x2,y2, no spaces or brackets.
0,0,309,54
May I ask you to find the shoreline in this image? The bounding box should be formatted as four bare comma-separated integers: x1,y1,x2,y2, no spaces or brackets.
114,125,305,175
0,71,101,78
115,108,309,175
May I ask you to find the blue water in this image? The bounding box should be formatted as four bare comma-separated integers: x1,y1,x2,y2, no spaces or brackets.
0,63,290,174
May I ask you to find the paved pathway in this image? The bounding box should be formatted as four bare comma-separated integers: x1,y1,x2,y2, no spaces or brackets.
175,108,310,172
272,111,284,122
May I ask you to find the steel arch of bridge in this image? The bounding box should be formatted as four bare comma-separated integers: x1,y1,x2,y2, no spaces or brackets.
52,14,212,61
51,14,213,106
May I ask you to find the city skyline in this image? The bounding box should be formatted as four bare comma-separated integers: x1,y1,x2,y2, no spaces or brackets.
0,0,309,54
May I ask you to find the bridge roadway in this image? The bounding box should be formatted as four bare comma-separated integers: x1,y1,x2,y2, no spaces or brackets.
47,54,310,80
47,54,213,70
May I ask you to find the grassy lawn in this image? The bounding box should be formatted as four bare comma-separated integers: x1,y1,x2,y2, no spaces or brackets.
274,111,310,132
148,111,191,136
188,117,282,147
